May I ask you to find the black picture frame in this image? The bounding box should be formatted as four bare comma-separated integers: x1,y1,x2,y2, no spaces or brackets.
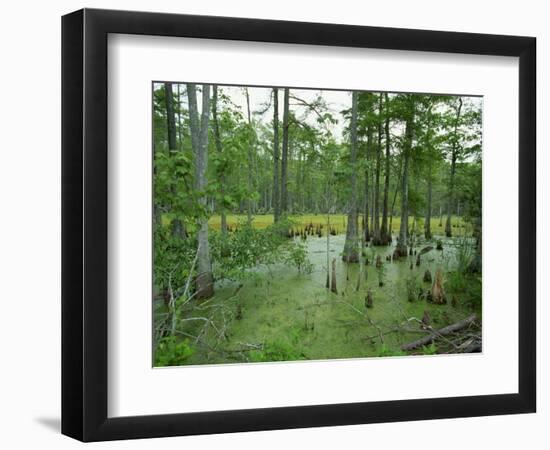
62,8,536,442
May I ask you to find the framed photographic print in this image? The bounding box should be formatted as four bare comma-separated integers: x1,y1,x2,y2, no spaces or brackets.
62,8,536,442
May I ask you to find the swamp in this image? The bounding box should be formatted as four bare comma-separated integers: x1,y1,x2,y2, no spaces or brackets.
153,84,482,366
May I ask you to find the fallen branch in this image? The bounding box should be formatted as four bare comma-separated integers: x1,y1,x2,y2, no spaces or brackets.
364,309,384,344
401,314,478,351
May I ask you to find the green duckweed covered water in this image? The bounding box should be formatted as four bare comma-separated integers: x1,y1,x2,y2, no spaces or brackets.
157,232,481,366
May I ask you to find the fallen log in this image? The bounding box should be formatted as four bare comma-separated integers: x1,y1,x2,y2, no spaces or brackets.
418,245,434,256
401,314,477,351
462,342,482,353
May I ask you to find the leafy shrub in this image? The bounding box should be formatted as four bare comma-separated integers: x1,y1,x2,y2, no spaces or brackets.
455,236,475,273
153,226,197,295
447,271,482,310
376,344,407,357
421,342,438,355
405,274,421,302
285,241,313,274
154,336,194,367
249,328,306,362
211,218,312,280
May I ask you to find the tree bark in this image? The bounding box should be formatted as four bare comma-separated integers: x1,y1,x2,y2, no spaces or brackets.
165,83,185,238
326,205,331,289
176,84,183,150
281,88,290,216
389,158,403,239
424,106,434,240
372,94,383,244
331,258,338,294
425,158,433,240
272,88,281,222
395,97,415,258
445,98,463,238
164,83,177,152
364,126,373,243
343,91,359,263
245,88,254,225
187,84,213,300
401,314,477,351
212,85,227,236
380,93,391,244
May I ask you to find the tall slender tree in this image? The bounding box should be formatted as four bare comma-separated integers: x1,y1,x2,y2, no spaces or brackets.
372,94,383,244
445,97,463,237
272,88,281,222
281,88,290,215
164,83,177,152
395,96,415,258
165,82,186,238
244,87,255,225
423,100,436,240
212,85,227,236
187,84,213,299
343,91,359,263
363,131,370,243
380,92,391,244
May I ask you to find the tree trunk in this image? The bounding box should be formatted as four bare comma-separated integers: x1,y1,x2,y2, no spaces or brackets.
176,84,183,150
281,88,290,216
187,84,213,300
425,158,433,240
389,157,403,237
364,126,373,243
445,98,463,238
165,83,185,238
380,93,391,244
164,83,177,152
212,85,227,236
153,138,162,229
272,88,281,222
445,153,457,237
245,88,254,225
395,98,415,258
372,94,383,244
343,91,359,263
424,106,433,240
326,205,331,289
330,258,338,294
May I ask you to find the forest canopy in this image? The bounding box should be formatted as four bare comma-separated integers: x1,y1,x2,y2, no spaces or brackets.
153,83,482,366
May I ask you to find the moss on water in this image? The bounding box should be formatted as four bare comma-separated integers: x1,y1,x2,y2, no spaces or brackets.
159,230,481,367
161,213,471,236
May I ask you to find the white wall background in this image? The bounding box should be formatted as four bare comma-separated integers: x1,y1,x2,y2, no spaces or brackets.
0,0,546,448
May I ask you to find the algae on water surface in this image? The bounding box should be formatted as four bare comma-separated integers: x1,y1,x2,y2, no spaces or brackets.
155,231,480,366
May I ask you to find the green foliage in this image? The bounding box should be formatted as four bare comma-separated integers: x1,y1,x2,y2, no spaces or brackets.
249,329,306,362
376,344,407,357
154,337,195,367
154,150,205,225
445,235,478,306
153,225,197,294
210,218,312,280
447,270,482,310
421,342,438,355
405,273,421,302
284,241,313,274
151,82,483,366
249,340,305,362
455,235,475,273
